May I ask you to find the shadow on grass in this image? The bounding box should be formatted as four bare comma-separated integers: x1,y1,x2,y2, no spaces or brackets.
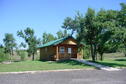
56,59,88,66
115,59,126,61
39,59,84,65
39,59,95,68
87,59,126,67
96,61,126,67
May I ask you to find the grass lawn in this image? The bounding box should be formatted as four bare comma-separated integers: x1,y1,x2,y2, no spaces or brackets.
96,59,126,68
88,53,126,68
0,60,94,72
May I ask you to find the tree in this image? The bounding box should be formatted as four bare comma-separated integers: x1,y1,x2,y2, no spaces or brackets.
62,8,119,61
0,44,3,48
116,3,126,56
19,42,26,48
56,30,69,39
95,9,118,61
17,27,40,60
0,47,9,62
62,8,97,61
42,32,56,44
97,31,112,61
3,33,16,56
83,8,98,61
62,16,80,36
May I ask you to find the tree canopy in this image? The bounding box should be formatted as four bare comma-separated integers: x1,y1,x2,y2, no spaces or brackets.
17,27,40,60
42,32,56,44
3,33,16,56
62,3,126,61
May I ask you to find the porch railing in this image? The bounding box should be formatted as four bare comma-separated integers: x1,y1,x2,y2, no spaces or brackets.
58,53,77,59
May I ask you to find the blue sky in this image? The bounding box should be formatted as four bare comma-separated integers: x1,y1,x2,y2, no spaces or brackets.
0,0,125,45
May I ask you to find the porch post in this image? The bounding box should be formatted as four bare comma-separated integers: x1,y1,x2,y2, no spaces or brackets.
56,46,59,60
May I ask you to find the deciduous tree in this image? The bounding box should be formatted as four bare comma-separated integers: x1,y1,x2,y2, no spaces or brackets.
17,27,40,60
3,33,16,56
56,30,69,39
42,32,56,44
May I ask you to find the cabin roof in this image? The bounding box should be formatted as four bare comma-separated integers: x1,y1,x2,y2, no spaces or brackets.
38,36,75,48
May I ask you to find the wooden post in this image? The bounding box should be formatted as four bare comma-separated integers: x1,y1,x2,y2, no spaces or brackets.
65,46,67,59
56,46,59,60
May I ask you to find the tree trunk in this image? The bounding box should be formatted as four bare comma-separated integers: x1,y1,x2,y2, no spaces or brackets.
94,44,97,61
100,53,103,61
90,44,95,62
32,53,35,61
28,53,31,57
9,53,11,61
95,52,97,61
12,49,14,56
124,45,126,57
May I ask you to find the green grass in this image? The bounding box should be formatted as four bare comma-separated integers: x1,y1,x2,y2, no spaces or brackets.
0,60,93,72
87,53,126,68
96,58,126,68
1,53,125,72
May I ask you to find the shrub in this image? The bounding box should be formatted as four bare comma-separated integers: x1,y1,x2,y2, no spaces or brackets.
0,48,9,62
83,45,90,59
83,49,90,59
19,51,27,61
0,52,5,62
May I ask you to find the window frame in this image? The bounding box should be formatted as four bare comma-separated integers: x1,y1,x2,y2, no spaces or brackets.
68,48,72,54
59,46,65,54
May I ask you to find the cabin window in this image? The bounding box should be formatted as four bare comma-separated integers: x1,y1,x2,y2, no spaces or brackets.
59,47,65,53
68,48,72,54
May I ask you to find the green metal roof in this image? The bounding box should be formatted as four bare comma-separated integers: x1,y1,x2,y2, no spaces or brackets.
38,36,74,48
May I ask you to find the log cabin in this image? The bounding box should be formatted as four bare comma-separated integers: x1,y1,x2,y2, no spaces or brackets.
38,36,83,61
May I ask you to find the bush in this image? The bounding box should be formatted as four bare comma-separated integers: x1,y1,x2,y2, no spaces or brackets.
0,48,9,62
0,52,5,62
19,51,27,61
83,49,90,59
83,45,90,59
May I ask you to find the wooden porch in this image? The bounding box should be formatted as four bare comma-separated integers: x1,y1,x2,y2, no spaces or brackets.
55,44,78,60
